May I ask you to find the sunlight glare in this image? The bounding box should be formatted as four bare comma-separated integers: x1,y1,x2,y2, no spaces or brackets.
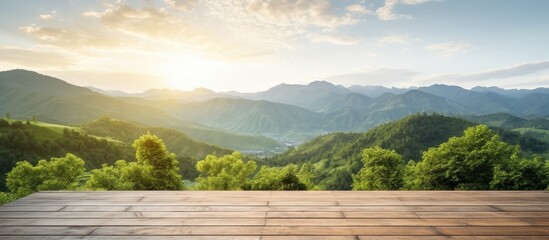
159,54,227,91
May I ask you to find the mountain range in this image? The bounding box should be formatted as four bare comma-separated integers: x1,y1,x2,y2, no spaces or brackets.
1,69,549,148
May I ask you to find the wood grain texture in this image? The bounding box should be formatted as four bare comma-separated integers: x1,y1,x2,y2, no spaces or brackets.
0,191,547,238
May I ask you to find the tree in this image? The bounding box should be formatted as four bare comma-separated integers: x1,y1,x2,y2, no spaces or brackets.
352,146,404,190
194,152,256,190
248,164,307,190
133,133,183,190
405,125,519,190
490,157,548,190
86,160,152,190
6,153,85,196
298,163,318,190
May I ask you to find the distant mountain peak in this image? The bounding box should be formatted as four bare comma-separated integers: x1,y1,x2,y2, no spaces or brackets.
192,87,215,95
308,80,335,87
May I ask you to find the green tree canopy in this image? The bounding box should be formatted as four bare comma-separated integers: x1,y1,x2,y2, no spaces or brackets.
490,156,548,190
7,153,85,195
86,133,183,190
352,146,404,190
133,133,183,190
194,152,256,190
405,125,520,190
248,164,307,190
85,160,152,190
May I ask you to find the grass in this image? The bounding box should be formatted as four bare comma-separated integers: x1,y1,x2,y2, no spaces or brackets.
2,118,123,144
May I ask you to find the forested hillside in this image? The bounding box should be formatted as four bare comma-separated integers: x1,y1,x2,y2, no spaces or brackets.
269,114,548,189
0,119,131,191
0,117,237,191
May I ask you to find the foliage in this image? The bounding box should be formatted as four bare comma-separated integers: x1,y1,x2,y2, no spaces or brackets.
404,125,520,190
247,164,307,190
86,160,152,190
297,163,318,190
194,152,256,190
6,153,85,195
352,146,404,190
0,192,18,205
490,157,548,190
133,133,183,190
270,114,479,189
0,120,131,191
86,133,183,190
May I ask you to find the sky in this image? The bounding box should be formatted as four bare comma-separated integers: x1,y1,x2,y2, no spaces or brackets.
1,0,549,93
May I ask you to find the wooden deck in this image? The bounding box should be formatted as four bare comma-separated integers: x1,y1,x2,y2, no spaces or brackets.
0,191,548,239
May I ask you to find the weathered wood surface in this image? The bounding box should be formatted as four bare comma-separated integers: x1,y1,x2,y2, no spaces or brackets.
0,191,548,239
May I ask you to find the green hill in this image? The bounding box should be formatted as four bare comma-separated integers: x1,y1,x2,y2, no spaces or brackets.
0,118,133,191
269,114,548,190
82,117,232,159
0,116,240,191
0,69,283,152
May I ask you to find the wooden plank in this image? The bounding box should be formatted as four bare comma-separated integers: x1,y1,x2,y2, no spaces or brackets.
0,206,65,212
90,226,437,236
0,226,97,235
0,236,261,239
265,218,535,227
266,212,344,218
435,227,549,236
415,211,549,219
0,218,266,226
0,211,266,219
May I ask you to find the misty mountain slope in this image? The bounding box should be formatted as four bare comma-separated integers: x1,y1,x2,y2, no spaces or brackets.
244,81,351,111
418,84,515,114
0,70,284,152
170,98,322,136
320,93,373,113
348,85,411,98
0,69,93,97
364,90,471,116
472,86,549,98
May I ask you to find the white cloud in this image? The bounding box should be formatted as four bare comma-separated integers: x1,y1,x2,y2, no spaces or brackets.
39,14,53,20
376,0,433,20
19,25,119,49
424,60,549,83
426,40,472,57
377,34,414,44
346,4,372,15
309,34,361,45
163,0,197,12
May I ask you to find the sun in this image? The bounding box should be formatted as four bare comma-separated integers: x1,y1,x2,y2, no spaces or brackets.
159,54,228,91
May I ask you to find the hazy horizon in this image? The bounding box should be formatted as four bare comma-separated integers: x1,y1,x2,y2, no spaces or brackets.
1,0,549,92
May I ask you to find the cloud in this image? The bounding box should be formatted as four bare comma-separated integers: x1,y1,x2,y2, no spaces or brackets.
426,40,472,57
376,0,433,20
22,1,366,63
163,0,197,12
326,68,421,86
83,5,182,39
241,0,359,28
345,4,372,15
424,60,549,83
19,25,119,49
377,34,414,44
0,46,74,68
309,34,361,45
39,14,54,20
